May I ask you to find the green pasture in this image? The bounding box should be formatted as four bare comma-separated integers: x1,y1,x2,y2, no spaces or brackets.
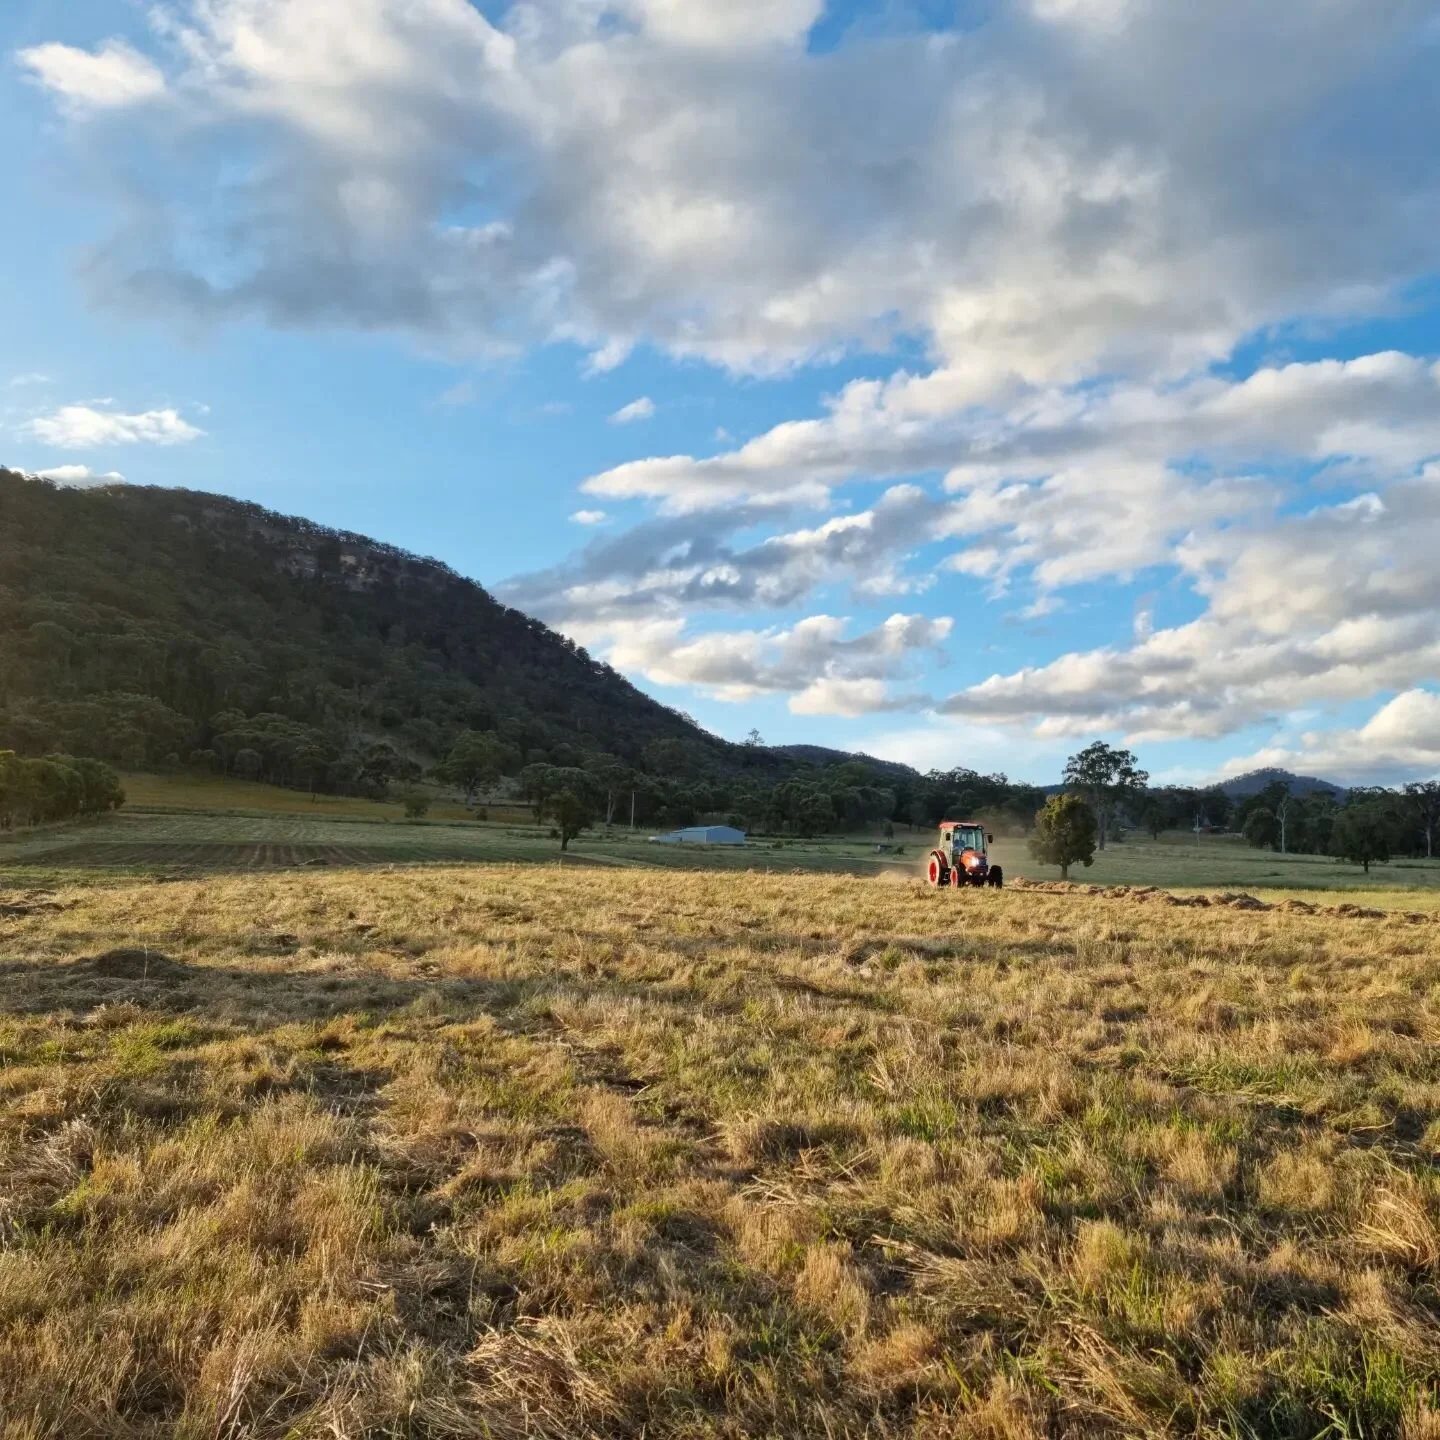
2,784,1439,898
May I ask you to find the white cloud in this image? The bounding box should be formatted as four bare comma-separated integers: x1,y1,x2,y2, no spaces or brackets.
583,352,1440,519
34,465,127,487
1221,691,1440,785
578,611,951,714
618,0,823,50
21,0,1440,755
17,40,165,111
862,719,1072,779
939,470,1440,742
513,350,1440,736
609,396,656,425
436,380,477,408
19,1,1439,378
21,405,204,449
584,339,633,376
570,509,609,525
507,483,945,632
8,373,51,387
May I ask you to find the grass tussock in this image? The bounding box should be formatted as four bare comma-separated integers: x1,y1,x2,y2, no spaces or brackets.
2,865,1440,1437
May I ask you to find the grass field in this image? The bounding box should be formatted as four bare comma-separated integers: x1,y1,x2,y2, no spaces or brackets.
3,863,1440,1437
116,772,535,827
4,794,1440,896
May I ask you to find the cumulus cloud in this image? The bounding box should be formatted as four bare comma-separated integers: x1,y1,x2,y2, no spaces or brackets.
1221,691,1440,785
545,348,1439,621
34,465,127,487
940,475,1440,741
617,0,824,50
510,350,1440,734
609,397,656,425
570,509,609,525
21,0,1440,755
584,352,1440,518
506,484,943,632
18,0,1440,375
21,405,204,449
17,40,166,111
588,612,952,714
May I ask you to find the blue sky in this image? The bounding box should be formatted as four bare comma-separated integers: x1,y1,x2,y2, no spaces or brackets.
4,0,1439,785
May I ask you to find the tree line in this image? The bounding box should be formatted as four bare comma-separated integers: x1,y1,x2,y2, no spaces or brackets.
429,725,1065,845
0,750,125,830
1025,743,1439,879
1231,777,1439,871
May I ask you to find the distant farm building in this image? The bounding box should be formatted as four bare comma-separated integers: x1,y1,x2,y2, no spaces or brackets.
650,826,747,846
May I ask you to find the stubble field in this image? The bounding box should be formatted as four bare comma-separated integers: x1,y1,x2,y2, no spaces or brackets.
3,865,1440,1438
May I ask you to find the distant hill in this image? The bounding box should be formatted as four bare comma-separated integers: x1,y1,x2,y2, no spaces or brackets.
771,744,918,782
0,469,859,783
1220,767,1347,800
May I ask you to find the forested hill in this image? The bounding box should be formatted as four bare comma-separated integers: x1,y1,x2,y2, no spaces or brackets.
0,469,788,783
1220,768,1347,801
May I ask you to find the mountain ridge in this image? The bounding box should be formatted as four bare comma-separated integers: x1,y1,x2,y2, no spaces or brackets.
0,469,924,787
1219,767,1348,800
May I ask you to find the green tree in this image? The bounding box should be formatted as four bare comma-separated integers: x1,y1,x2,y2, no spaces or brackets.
21,758,85,824
46,754,125,814
1137,790,1179,840
1252,780,1295,853
542,768,599,851
1404,781,1440,860
1063,743,1148,850
583,752,632,829
1242,806,1281,851
1332,803,1392,874
520,763,560,823
1029,794,1098,880
439,730,514,807
0,751,24,830
358,741,417,797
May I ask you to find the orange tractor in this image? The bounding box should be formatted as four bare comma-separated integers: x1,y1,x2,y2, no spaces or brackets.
927,820,1003,888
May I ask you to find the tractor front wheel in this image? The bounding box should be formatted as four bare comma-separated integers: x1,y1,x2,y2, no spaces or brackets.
989,866,1004,889
927,852,949,887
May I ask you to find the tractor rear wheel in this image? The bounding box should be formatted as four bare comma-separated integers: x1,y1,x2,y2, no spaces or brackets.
927,852,948,887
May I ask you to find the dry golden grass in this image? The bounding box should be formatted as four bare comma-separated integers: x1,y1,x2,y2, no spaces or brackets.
2,867,1440,1437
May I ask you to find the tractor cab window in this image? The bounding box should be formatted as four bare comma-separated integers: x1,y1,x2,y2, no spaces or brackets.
955,826,985,853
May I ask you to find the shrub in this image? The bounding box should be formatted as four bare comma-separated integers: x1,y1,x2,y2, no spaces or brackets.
1029,794,1098,880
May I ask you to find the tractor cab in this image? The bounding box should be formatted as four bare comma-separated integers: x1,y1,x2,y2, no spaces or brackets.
927,820,1003,889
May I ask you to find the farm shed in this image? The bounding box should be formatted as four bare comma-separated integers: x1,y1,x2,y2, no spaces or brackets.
649,826,748,846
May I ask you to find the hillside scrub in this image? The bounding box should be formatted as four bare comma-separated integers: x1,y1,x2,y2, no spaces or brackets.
3,867,1440,1436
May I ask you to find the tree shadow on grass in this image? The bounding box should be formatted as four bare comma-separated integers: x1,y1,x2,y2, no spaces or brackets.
0,948,534,1030
0,947,727,1038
